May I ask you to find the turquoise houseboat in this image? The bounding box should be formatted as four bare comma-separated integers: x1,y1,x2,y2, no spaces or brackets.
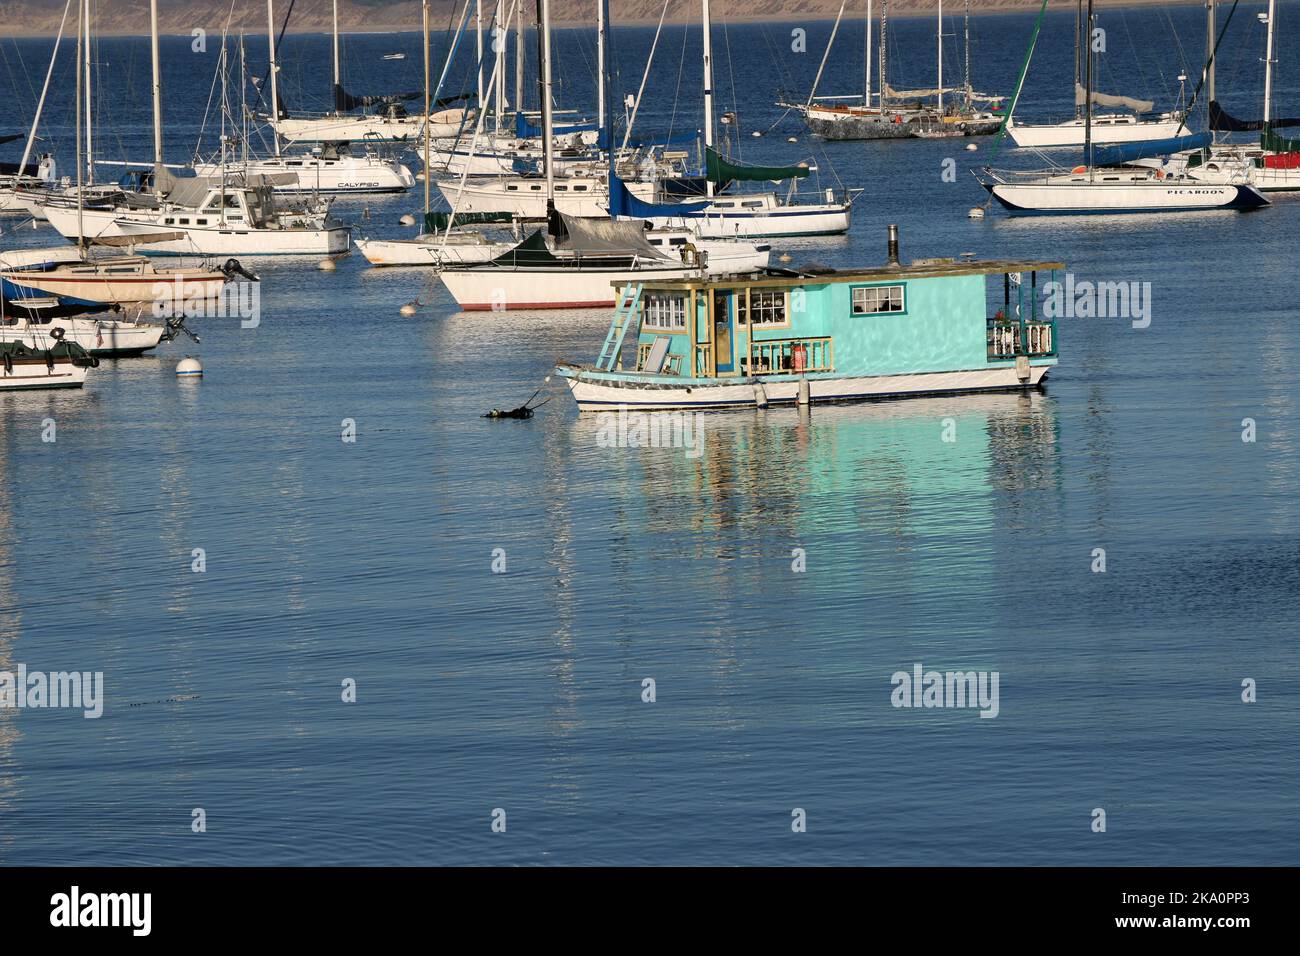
555,227,1062,410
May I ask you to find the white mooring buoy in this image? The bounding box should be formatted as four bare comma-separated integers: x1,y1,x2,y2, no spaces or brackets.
751,130,762,137
778,252,793,263
318,258,337,271
968,207,985,219
399,213,416,226
965,142,978,152
176,357,203,377
399,302,418,317
787,136,798,143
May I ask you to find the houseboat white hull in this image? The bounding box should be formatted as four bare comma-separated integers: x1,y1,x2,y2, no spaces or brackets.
1005,114,1185,148
557,363,1053,411
42,204,351,256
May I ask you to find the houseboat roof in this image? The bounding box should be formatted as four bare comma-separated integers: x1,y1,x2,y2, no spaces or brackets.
623,258,1066,292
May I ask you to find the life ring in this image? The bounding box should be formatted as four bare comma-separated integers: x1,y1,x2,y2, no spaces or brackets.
893,115,902,124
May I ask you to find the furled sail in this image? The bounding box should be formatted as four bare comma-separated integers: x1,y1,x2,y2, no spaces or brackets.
1091,132,1211,168
333,84,423,113
607,170,708,219
1209,100,1300,132
705,147,809,184
424,211,513,233
1074,84,1154,113
882,83,1001,103
514,111,599,139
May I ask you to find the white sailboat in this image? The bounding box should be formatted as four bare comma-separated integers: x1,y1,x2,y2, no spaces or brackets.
41,0,349,256
1006,0,1184,148
271,0,473,144
981,0,1268,214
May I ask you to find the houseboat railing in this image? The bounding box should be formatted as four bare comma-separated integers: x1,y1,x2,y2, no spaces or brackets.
987,319,1055,360
746,337,834,375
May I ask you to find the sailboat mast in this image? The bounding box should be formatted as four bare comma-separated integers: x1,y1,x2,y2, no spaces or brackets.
865,0,872,108
879,0,888,108
597,0,606,134
515,6,525,113
423,0,431,215
1074,0,1082,118
702,0,715,198
1206,0,1216,105
150,0,163,195
477,0,484,109
84,0,93,184
540,0,554,204
332,0,340,103
964,0,971,108
18,0,71,179
807,0,846,110
937,0,943,114
75,0,84,248
266,0,281,158
1084,0,1093,170
1264,0,1275,126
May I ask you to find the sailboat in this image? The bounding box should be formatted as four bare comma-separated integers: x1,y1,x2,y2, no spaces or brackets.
437,0,703,310
271,0,472,144
41,0,349,256
1178,0,1300,192
980,0,1267,214
1006,0,1185,148
785,0,1003,141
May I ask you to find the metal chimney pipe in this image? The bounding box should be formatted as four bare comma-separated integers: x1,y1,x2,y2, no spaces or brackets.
887,224,900,267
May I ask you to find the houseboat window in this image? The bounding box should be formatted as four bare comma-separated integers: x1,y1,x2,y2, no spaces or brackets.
573,185,588,191
741,200,764,208
642,292,687,331
851,284,905,315
739,289,787,326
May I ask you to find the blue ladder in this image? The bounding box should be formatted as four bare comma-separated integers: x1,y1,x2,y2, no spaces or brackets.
597,283,643,371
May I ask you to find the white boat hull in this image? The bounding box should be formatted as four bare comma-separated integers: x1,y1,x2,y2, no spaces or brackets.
0,355,90,389
43,204,350,256
439,263,699,310
436,176,656,218
1,318,165,356
355,235,513,266
194,156,415,195
559,364,1052,411
987,175,1267,214
1006,115,1185,148
274,109,472,144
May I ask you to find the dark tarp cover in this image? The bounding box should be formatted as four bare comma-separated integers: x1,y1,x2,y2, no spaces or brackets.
514,111,598,138
1209,100,1300,132
705,147,810,184
487,230,560,267
424,211,513,232
1091,132,1211,167
333,83,425,113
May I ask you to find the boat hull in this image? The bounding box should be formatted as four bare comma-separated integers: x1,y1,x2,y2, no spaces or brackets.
557,363,1053,411
273,109,472,144
43,205,351,255
0,355,90,389
355,236,512,266
1,318,165,356
439,264,698,310
1006,116,1185,148
987,180,1267,214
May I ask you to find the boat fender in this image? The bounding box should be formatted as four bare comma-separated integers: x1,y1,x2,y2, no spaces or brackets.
753,382,769,408
3,352,11,374
893,115,902,124
681,242,698,266
45,350,54,371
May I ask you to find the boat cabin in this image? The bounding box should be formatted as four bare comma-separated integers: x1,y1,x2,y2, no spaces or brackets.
556,237,1063,411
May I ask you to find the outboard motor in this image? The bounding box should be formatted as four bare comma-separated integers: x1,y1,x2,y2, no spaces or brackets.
221,258,260,283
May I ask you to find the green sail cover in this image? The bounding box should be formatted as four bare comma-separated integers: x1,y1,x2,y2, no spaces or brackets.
424,211,514,233
1260,127,1300,153
705,147,810,184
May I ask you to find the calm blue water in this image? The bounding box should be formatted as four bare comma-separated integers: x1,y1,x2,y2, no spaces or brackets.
1,7,1298,866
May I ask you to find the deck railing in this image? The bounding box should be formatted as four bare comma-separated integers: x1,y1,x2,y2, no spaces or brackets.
987,320,1055,360
745,337,834,375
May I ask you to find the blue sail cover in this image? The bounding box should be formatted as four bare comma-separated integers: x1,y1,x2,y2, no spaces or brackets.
607,170,709,219
1091,132,1212,167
